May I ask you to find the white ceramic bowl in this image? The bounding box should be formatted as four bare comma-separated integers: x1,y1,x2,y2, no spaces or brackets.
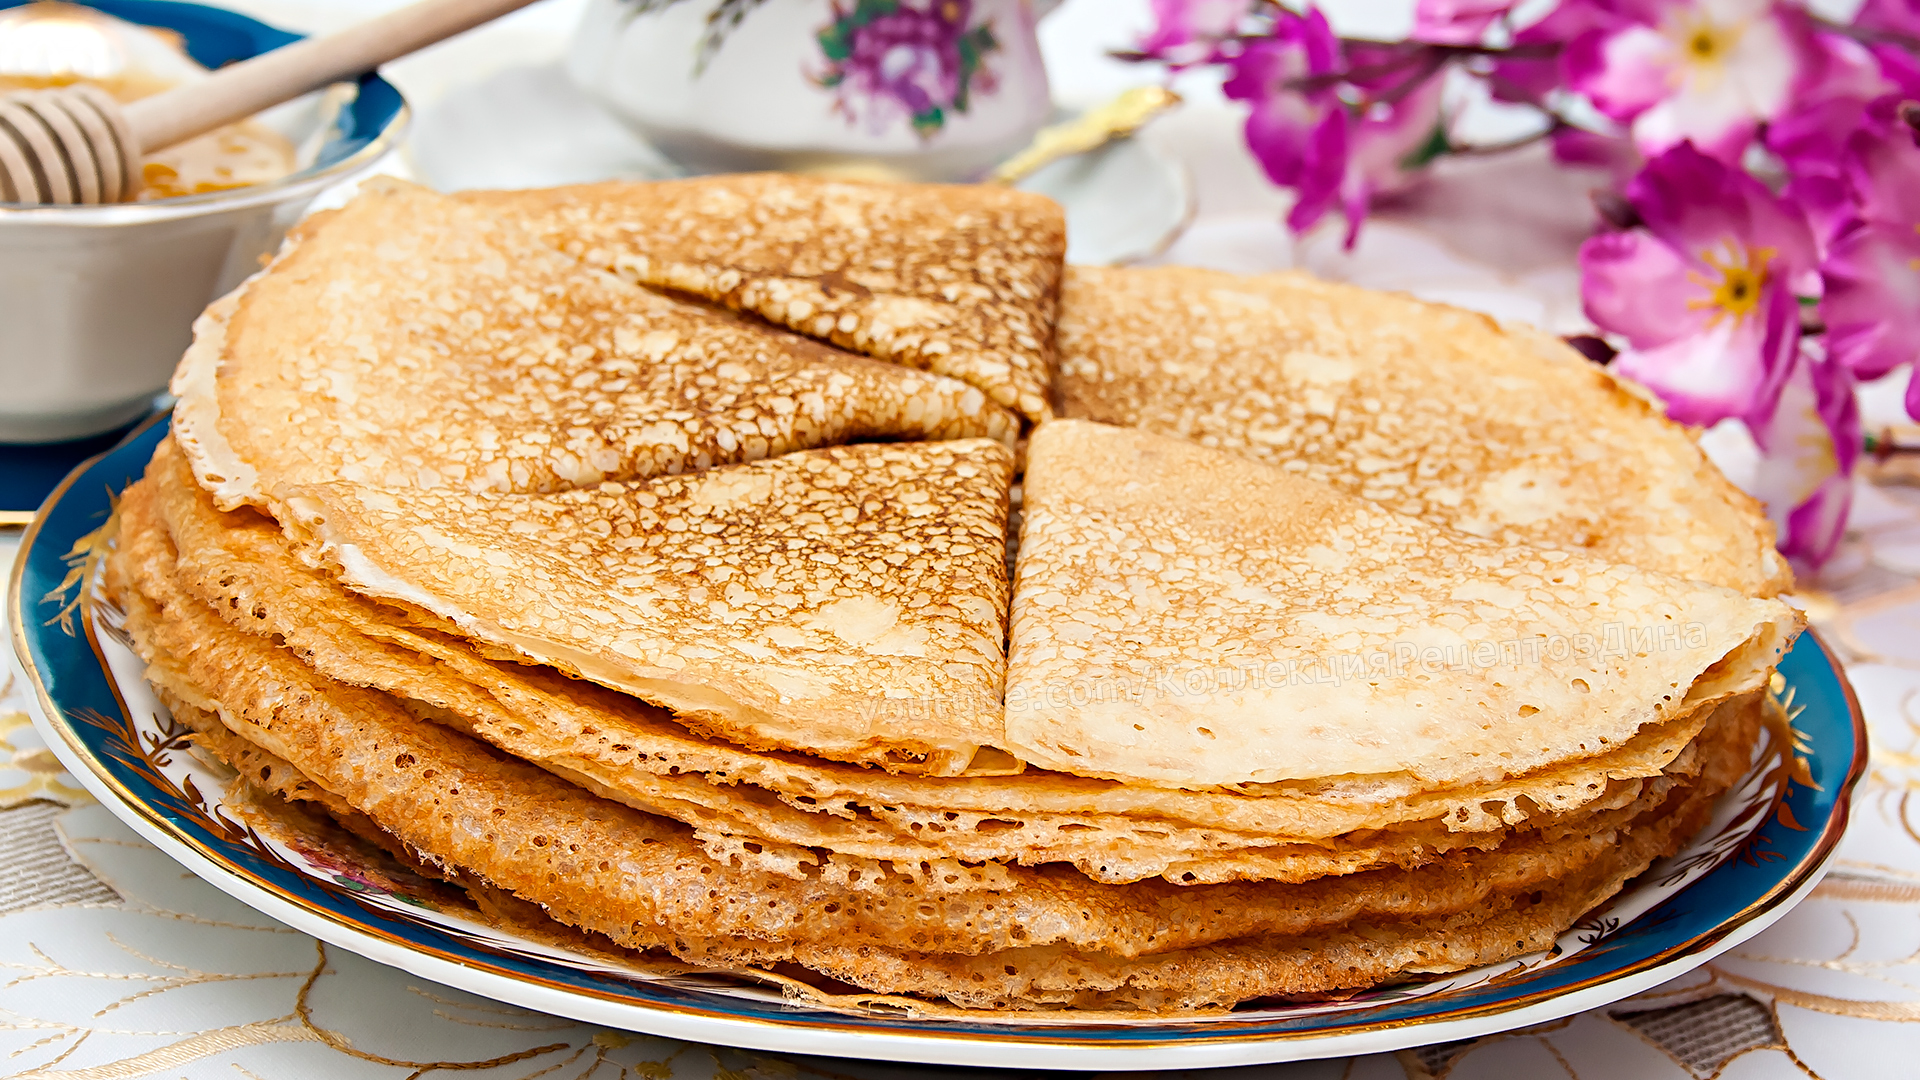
0,5,408,444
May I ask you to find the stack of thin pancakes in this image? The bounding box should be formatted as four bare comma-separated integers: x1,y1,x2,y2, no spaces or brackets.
104,175,1806,1013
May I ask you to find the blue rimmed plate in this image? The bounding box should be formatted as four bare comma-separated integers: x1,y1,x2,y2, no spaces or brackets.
8,414,1869,1072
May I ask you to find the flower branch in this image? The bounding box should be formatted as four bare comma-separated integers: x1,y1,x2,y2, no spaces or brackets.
1128,0,1920,574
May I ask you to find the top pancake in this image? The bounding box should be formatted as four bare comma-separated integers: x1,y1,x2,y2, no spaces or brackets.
1055,265,1790,597
171,178,1016,517
456,175,1064,422
1005,420,1801,789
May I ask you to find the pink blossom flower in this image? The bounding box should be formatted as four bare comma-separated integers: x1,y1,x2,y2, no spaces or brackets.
1331,68,1450,242
1820,102,1920,399
1855,0,1920,38
1874,40,1920,102
1566,0,1806,159
1550,125,1641,183
1579,143,1816,427
1487,0,1617,106
1137,0,1255,66
1767,24,1920,245
1222,9,1345,222
1412,0,1517,44
1223,10,1448,244
1750,346,1860,572
1768,26,1905,170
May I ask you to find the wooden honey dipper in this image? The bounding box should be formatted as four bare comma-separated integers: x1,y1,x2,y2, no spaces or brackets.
0,0,542,205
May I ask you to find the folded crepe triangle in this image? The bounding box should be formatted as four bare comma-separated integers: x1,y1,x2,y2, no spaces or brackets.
172,178,1016,517
1005,420,1803,790
282,439,1019,776
457,175,1065,422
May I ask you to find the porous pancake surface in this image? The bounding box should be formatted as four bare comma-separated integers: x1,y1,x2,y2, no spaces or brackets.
1006,420,1801,788
139,442,1726,883
170,179,1015,516
281,439,1016,776
1055,266,1790,597
459,175,1064,421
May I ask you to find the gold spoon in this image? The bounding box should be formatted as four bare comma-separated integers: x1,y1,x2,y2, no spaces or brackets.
988,85,1182,186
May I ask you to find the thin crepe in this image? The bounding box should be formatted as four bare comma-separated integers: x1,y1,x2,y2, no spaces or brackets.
171,178,1015,518
280,439,1016,775
1055,265,1790,597
1005,420,1802,788
184,698,1747,1012
104,519,1756,1009
458,175,1065,422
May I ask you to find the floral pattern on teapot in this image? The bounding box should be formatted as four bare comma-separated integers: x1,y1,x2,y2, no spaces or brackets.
813,0,1002,138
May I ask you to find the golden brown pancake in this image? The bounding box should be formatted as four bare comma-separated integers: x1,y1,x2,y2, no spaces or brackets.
118,180,1794,1015
103,508,1756,1010
1055,265,1790,597
137,440,1742,885
171,178,1016,518
458,174,1065,422
1006,420,1801,788
182,708,1746,1012
277,438,1016,776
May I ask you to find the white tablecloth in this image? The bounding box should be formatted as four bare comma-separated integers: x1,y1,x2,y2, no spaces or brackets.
8,2,1920,1075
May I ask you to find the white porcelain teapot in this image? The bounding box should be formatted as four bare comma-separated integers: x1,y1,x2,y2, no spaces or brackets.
567,0,1060,181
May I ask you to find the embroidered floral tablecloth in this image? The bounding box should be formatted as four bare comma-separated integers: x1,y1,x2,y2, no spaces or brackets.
8,0,1920,1074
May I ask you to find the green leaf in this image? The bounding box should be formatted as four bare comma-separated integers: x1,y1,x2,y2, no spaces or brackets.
817,25,851,61
1398,122,1451,171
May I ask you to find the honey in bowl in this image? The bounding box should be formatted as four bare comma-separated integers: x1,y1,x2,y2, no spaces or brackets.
135,117,296,200
0,3,297,201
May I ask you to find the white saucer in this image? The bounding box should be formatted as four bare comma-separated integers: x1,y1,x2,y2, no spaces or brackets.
407,63,1193,266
